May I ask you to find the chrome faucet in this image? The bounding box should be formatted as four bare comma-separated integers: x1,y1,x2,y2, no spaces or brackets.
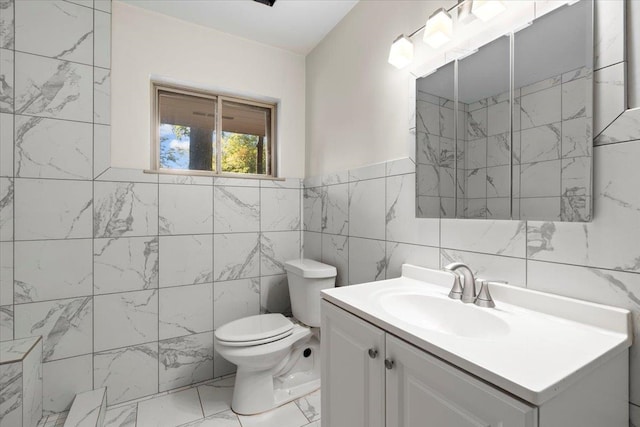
444,262,477,303
474,279,496,308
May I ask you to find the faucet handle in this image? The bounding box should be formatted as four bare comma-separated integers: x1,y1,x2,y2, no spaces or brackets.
474,279,495,308
448,272,463,300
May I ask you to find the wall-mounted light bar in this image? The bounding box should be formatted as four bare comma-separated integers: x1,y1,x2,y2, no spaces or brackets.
388,0,508,69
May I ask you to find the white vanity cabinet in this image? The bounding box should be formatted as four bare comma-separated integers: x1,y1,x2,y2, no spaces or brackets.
385,333,536,427
320,265,631,427
321,300,537,427
321,298,386,427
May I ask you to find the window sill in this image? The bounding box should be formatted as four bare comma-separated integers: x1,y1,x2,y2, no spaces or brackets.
143,168,285,181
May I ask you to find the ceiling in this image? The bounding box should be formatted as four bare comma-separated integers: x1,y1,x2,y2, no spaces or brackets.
119,0,359,55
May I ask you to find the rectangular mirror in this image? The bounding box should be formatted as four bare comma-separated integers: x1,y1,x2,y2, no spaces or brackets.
457,35,511,219
513,0,593,221
416,61,456,218
415,0,593,221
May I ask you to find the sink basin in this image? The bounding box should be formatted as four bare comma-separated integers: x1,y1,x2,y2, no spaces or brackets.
380,293,510,339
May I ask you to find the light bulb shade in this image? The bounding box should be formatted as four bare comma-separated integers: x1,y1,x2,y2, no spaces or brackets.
471,0,506,22
423,8,453,49
388,35,414,69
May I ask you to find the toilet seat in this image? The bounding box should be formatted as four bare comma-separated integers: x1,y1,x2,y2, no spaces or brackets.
215,313,293,347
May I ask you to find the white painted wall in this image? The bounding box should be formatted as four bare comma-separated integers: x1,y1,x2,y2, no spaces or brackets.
111,1,306,177
305,0,450,177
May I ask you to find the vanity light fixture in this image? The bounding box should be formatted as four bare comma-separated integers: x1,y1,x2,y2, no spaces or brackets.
423,8,453,49
388,35,414,69
471,0,506,22
388,0,510,69
386,0,466,69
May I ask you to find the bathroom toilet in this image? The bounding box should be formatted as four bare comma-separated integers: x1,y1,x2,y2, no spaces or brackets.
214,258,337,415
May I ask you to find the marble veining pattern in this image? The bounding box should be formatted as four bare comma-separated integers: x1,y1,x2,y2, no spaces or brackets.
159,332,214,392
213,278,260,329
213,233,260,281
93,236,159,294
15,115,93,180
22,339,43,427
15,296,92,362
0,113,13,176
103,404,137,427
0,305,13,342
160,283,213,340
15,239,93,303
303,186,323,233
0,0,14,50
14,178,92,240
159,235,213,287
14,1,94,65
213,186,259,233
42,354,92,414
159,184,213,235
349,178,385,240
594,62,625,137
0,362,22,426
0,177,13,240
0,48,14,113
261,231,301,276
594,0,625,70
14,52,93,122
323,183,348,235
94,290,158,352
595,108,640,146
321,234,348,287
94,343,158,405
260,187,300,232
93,68,110,125
527,142,640,273
94,181,158,238
348,237,386,285
386,173,438,247
7,0,637,421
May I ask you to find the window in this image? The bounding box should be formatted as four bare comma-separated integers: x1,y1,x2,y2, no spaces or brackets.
152,84,276,177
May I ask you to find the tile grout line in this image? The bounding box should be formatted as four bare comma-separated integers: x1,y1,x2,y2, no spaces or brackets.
91,0,96,393
12,0,16,344
211,182,217,378
157,148,161,396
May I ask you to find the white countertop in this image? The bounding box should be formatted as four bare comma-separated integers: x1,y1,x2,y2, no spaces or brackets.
321,264,632,405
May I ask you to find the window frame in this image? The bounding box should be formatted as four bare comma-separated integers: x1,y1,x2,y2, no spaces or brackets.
151,82,278,179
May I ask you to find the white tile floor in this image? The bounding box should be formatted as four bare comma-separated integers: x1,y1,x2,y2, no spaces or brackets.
37,376,320,427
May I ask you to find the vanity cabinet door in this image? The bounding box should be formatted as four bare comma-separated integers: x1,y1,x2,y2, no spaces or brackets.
385,335,537,427
321,300,386,427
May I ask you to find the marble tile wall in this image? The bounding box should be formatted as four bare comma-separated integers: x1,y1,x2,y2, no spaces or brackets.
453,66,592,221
415,91,458,218
0,0,302,414
0,336,42,427
305,0,639,422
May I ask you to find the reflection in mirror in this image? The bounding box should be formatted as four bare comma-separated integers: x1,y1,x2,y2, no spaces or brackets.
416,61,456,218
457,35,511,219
513,0,593,221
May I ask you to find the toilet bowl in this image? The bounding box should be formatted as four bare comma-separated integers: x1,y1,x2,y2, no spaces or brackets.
214,259,336,415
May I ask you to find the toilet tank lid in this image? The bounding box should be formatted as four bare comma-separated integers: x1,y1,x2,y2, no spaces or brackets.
284,259,337,278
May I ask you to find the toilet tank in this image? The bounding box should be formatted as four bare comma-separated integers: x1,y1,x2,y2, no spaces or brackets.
284,259,337,327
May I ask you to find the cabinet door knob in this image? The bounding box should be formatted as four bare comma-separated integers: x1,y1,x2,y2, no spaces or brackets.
385,358,394,370
368,348,378,359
